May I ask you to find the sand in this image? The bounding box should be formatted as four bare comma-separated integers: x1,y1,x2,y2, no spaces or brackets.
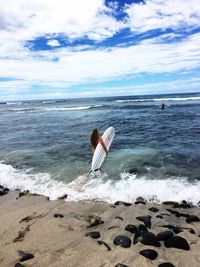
0,189,200,267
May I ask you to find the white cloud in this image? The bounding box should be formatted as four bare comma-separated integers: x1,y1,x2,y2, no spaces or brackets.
47,39,60,47
125,0,200,33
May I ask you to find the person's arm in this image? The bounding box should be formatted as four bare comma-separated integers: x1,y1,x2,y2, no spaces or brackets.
99,138,108,155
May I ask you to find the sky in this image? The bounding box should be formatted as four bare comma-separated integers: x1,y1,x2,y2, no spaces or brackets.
0,0,200,100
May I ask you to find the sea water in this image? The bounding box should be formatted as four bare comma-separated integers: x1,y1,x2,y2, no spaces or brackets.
0,93,200,204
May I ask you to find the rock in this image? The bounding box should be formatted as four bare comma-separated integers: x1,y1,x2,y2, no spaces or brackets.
54,213,64,218
85,231,100,239
115,264,129,267
189,229,195,234
0,190,7,196
115,216,123,220
19,252,34,262
139,249,158,260
162,201,179,206
133,224,148,244
97,240,111,251
149,207,159,212
57,194,68,200
113,235,131,248
136,215,151,229
164,236,190,250
18,190,30,198
114,201,132,207
128,168,139,175
186,215,200,223
14,263,25,267
157,231,174,241
107,226,119,231
85,215,104,228
159,225,182,234
158,263,175,267
135,197,146,205
141,231,161,247
166,209,188,218
125,224,137,234
156,215,164,219
14,225,30,242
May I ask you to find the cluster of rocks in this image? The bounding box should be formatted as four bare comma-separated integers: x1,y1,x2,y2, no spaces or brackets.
83,197,200,267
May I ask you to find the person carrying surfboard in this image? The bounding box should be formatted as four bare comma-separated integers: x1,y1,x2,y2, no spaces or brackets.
90,129,108,155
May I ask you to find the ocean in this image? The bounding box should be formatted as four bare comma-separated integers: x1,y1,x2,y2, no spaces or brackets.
0,92,200,204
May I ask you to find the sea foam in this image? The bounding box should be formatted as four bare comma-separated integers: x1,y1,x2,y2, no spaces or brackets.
0,162,199,205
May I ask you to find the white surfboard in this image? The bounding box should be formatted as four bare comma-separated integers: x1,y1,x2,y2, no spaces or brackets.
91,127,115,172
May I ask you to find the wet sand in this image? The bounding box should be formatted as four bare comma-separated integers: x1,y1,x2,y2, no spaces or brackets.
0,188,200,267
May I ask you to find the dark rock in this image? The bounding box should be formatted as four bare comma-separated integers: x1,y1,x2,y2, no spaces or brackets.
19,252,34,262
136,215,151,229
186,215,200,223
85,231,100,239
18,190,29,198
3,187,9,192
85,215,104,228
141,231,161,247
162,201,179,206
164,236,190,250
54,213,64,218
135,197,146,205
157,231,173,241
113,235,131,248
107,226,119,231
114,201,132,207
133,224,148,244
97,240,111,251
57,194,68,200
166,209,188,218
156,215,164,219
139,249,158,260
115,264,129,267
159,225,182,234
0,190,7,196
149,207,159,213
14,263,25,267
128,168,139,175
125,224,137,234
189,229,195,234
115,216,123,220
159,263,175,267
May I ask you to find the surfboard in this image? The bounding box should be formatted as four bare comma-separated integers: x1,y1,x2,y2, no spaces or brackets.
91,127,115,172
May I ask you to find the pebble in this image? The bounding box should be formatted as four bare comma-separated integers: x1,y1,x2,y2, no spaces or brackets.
114,201,132,207
141,231,161,247
186,215,200,223
157,231,174,241
113,235,131,248
164,236,190,250
139,249,158,260
156,215,164,219
85,231,100,239
19,253,34,262
125,224,137,234
115,216,124,220
158,263,175,267
97,240,111,251
115,264,129,267
149,207,159,212
135,197,146,205
136,215,151,229
54,213,64,218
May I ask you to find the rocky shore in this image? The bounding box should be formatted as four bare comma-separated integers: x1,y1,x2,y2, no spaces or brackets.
0,185,200,267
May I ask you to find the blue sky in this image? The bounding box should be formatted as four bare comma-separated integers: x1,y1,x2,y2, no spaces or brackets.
0,0,200,100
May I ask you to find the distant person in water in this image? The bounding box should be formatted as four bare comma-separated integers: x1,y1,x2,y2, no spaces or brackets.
90,129,108,155
161,103,167,110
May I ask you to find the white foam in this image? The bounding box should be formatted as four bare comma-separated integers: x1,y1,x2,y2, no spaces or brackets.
116,96,200,103
46,105,102,111
0,162,200,205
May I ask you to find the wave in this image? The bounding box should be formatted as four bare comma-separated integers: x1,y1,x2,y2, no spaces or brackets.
116,96,200,103
46,105,102,111
0,162,200,205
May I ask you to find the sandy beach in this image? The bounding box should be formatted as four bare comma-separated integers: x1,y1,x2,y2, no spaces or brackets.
0,187,200,267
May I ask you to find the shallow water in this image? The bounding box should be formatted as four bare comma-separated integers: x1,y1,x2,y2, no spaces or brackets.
0,93,200,203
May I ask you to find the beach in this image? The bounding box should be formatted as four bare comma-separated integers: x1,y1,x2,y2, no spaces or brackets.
0,187,200,267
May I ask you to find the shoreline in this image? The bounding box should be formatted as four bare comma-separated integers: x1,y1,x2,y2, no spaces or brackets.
0,186,200,267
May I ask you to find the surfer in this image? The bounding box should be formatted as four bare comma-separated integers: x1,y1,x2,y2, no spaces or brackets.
160,103,167,110
90,129,108,155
